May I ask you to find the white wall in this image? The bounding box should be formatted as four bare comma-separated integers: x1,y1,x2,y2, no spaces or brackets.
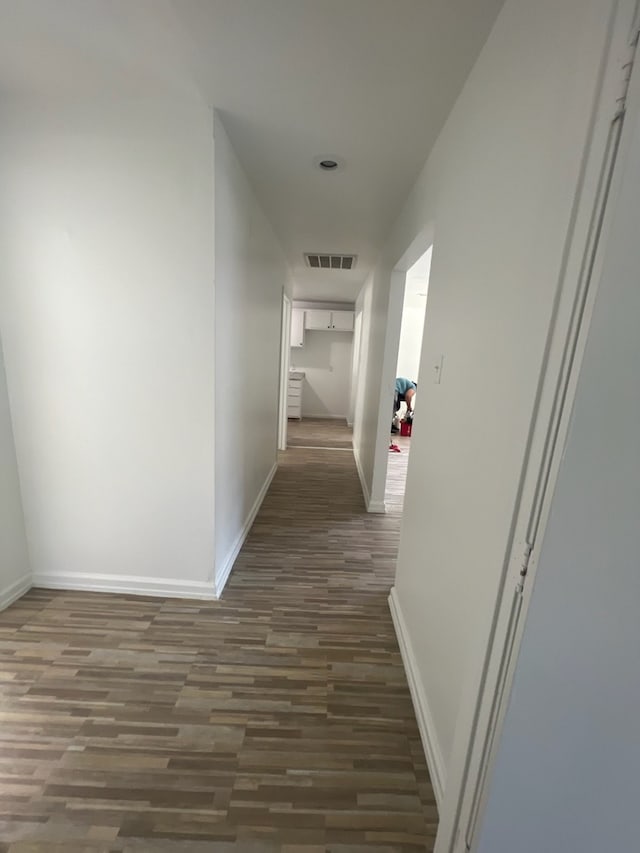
396,247,431,381
353,0,618,792
0,99,216,598
348,309,363,426
0,337,30,608
353,277,379,508
477,69,640,852
290,331,353,418
352,266,389,511
213,114,288,594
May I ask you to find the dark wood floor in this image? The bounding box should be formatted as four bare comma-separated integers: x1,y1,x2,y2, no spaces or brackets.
0,448,436,851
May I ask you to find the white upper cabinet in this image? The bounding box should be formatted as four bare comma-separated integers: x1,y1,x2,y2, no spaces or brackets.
304,309,333,330
331,310,354,331
291,308,305,347
304,309,354,331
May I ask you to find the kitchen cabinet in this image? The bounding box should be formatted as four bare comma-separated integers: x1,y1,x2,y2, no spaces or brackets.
291,308,305,347
331,310,354,331
304,309,354,331
304,309,332,330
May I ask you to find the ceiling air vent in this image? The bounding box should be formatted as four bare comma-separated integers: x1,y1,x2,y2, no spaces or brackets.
304,253,357,271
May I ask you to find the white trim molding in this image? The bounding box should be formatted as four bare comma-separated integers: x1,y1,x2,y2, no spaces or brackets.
0,574,32,612
32,572,216,600
301,413,349,420
389,586,446,807
368,498,387,513
353,445,386,513
215,461,277,598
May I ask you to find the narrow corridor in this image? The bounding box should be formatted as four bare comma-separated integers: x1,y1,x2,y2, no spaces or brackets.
0,448,436,851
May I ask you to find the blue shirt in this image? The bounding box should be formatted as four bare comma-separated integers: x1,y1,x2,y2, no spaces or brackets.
395,377,416,396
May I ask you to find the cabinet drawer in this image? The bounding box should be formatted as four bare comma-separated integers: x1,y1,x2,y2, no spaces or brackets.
287,405,301,418
287,384,302,398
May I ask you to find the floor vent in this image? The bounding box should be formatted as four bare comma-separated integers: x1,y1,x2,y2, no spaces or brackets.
304,253,357,270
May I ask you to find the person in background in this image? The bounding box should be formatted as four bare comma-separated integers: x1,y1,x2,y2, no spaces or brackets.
392,377,417,433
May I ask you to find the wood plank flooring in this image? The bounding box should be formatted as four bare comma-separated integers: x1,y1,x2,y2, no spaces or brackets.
287,419,352,450
0,448,436,852
385,435,411,515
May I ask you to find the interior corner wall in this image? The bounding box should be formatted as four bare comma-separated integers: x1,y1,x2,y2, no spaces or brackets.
0,99,216,597
213,114,286,595
353,0,617,786
0,336,30,608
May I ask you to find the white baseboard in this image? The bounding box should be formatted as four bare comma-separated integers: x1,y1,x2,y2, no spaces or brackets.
353,445,386,513
389,586,446,807
214,461,277,598
0,574,32,611
30,461,278,604
32,572,216,600
301,413,348,420
368,497,387,513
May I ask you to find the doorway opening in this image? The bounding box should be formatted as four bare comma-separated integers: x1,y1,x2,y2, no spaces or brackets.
386,246,432,513
285,301,357,451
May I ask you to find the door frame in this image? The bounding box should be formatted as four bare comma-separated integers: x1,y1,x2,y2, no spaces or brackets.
277,291,292,451
369,229,433,511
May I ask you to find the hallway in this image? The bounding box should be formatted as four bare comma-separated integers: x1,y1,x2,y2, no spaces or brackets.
0,448,436,851
286,418,353,450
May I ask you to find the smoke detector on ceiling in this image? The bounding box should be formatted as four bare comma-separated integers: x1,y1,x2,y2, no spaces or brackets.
304,253,357,271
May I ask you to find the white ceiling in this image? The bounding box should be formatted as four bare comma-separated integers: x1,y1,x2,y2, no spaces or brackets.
0,0,504,301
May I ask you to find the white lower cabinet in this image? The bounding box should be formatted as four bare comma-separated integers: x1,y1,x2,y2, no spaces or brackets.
287,373,304,419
